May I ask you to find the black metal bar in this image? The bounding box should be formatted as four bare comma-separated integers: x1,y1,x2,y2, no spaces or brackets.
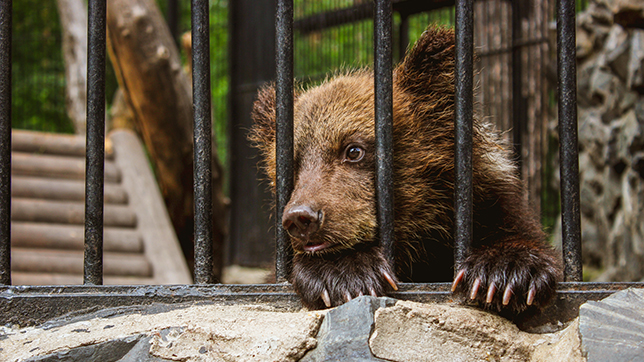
192,0,214,284
557,0,582,282
398,12,409,61
84,0,107,286
3,282,644,329
374,0,395,267
511,0,525,175
453,0,474,271
275,0,294,283
167,0,180,45
0,0,12,285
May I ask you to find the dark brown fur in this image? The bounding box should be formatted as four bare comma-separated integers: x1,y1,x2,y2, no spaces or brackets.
250,26,561,313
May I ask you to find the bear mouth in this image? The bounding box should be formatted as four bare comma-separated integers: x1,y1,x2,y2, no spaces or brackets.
302,240,331,253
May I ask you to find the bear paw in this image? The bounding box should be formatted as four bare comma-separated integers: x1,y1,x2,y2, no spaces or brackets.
291,246,398,310
451,242,561,313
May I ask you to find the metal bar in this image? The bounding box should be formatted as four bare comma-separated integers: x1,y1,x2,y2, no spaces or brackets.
557,0,582,282
511,0,524,175
192,0,214,284
167,0,180,45
0,0,12,285
453,0,474,271
84,0,107,285
3,282,644,328
374,0,395,267
275,0,294,283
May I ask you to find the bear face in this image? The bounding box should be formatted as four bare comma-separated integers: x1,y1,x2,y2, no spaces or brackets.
250,26,561,314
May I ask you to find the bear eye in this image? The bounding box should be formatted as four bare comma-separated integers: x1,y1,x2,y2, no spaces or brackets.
343,144,365,163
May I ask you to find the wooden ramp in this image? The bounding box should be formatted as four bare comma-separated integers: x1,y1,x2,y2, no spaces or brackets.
10,129,192,285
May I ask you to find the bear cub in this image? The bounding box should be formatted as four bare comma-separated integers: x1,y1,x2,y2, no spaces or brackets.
250,26,561,314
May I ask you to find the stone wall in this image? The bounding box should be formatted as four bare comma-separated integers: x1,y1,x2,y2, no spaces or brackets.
572,0,644,281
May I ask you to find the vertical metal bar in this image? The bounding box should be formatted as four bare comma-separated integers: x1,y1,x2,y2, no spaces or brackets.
167,0,180,45
454,0,474,271
398,12,409,61
374,0,395,267
275,0,294,283
557,0,582,282
511,0,525,176
0,0,12,285
84,0,106,285
192,0,214,284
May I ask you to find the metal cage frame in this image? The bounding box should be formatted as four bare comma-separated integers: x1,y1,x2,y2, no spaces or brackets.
1,0,643,329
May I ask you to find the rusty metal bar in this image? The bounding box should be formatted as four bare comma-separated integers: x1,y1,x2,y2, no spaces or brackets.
454,0,474,271
557,0,582,282
275,0,294,283
84,0,107,285
374,0,395,268
0,0,12,285
192,0,214,284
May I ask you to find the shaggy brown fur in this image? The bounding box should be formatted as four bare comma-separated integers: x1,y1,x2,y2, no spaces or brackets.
249,26,561,314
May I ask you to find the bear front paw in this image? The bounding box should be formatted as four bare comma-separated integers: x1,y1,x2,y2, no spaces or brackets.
291,246,398,310
451,243,561,313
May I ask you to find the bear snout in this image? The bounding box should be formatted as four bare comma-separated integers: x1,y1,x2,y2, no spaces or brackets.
282,204,323,241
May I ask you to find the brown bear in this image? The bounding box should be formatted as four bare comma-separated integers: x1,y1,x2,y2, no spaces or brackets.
250,26,561,314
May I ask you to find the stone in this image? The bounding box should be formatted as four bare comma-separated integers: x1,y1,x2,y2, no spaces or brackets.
579,288,644,362
24,335,143,362
0,303,324,362
368,300,584,362
300,296,396,362
629,30,644,91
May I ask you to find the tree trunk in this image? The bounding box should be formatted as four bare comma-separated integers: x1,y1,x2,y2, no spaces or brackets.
106,0,226,281
55,0,88,135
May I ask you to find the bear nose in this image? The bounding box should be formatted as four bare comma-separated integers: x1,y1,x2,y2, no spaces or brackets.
282,205,321,239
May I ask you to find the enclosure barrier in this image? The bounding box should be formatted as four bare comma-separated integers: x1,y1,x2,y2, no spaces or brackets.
0,0,642,329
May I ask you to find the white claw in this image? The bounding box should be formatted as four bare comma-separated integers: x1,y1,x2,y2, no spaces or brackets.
470,278,481,300
321,289,331,308
383,271,399,291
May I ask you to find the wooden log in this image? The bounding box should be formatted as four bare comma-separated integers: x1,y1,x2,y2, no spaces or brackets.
11,198,137,227
110,129,192,284
11,176,128,204
11,272,155,286
107,0,226,280
11,129,115,159
11,222,143,253
11,152,121,183
11,248,153,277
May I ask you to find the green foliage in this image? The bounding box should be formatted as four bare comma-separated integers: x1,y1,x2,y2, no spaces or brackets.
11,0,73,133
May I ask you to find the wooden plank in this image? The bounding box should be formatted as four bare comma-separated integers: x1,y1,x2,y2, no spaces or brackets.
11,248,153,277
11,198,137,227
10,272,155,286
11,129,115,159
11,152,121,183
11,176,128,204
110,129,192,284
11,222,143,253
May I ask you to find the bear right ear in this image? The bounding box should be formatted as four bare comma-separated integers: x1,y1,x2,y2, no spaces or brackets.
394,26,455,99
250,84,277,146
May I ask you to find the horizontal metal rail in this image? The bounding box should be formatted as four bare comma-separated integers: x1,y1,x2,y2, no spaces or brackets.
2,282,643,328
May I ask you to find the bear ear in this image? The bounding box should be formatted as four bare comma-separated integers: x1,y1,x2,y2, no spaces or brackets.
394,26,455,98
250,84,277,145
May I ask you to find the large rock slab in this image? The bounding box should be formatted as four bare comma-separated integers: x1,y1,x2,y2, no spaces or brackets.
0,303,323,362
368,300,584,362
579,287,644,362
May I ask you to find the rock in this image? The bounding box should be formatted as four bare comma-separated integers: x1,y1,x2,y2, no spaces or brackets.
627,30,644,92
0,303,324,362
368,300,584,362
23,335,144,362
300,296,395,362
579,288,644,362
